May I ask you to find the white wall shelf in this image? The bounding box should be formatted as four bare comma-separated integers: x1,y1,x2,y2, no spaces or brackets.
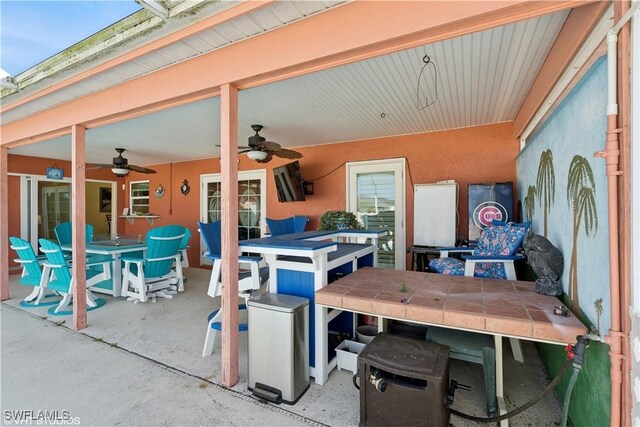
120,215,160,225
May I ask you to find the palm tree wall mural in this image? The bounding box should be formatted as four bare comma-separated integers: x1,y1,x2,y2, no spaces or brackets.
524,185,536,224
536,149,555,237
566,155,598,311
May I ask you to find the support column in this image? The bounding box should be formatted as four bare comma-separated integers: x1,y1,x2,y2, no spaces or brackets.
71,125,87,330
0,146,9,301
220,83,239,387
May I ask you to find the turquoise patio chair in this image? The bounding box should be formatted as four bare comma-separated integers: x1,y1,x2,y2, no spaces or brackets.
265,215,308,236
179,227,191,269
198,221,269,356
38,239,111,315
9,236,60,307
121,225,185,303
54,222,94,246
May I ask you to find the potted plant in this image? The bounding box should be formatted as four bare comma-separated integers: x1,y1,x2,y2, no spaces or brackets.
319,210,363,231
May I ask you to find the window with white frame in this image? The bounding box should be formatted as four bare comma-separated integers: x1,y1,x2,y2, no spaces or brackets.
130,181,150,214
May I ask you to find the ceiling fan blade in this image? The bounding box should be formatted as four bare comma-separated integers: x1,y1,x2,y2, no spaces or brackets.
87,163,115,169
216,144,251,149
128,164,157,174
255,153,273,164
257,140,281,152
273,148,303,159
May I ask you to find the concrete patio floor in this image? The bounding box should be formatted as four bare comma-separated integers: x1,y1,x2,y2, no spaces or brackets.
2,268,566,426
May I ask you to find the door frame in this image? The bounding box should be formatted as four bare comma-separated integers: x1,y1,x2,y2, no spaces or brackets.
345,158,406,270
15,173,118,249
199,169,267,264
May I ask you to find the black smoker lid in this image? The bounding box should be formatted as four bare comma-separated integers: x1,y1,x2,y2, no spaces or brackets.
358,333,449,380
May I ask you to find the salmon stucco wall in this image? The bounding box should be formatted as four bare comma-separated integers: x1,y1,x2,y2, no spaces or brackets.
121,122,518,267
6,154,123,269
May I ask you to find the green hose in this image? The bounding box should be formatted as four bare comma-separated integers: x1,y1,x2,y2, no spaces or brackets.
560,367,581,427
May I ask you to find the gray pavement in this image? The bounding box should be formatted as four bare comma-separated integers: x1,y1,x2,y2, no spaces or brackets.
1,305,309,427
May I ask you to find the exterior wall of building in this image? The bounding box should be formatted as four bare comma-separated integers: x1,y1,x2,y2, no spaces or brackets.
516,56,610,426
6,154,122,269
115,122,518,267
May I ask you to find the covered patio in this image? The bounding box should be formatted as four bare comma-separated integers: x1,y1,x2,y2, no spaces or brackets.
3,267,565,426
1,1,637,426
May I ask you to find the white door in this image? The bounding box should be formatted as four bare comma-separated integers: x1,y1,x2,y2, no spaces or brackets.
347,159,406,270
19,176,117,250
41,184,71,239
200,170,267,264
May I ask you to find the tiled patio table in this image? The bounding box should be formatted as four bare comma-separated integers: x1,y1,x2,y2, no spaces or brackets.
315,267,588,424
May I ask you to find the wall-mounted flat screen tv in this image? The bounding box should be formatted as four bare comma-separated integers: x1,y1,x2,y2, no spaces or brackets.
273,161,306,202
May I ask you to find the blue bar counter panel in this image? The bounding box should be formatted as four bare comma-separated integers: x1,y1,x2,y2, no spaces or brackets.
239,229,387,383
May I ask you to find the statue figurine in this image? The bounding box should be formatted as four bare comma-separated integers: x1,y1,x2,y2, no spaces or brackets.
523,233,564,296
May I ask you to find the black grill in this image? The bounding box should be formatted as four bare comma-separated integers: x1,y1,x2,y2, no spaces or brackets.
358,333,451,427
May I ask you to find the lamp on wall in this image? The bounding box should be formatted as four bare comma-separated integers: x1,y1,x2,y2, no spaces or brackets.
247,150,268,161
111,167,130,177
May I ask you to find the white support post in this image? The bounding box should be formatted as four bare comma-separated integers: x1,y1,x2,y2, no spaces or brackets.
314,255,328,385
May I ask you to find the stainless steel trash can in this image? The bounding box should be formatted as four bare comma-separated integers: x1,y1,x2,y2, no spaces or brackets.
248,293,309,404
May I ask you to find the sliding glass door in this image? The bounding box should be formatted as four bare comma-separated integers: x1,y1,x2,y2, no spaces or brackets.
40,182,71,239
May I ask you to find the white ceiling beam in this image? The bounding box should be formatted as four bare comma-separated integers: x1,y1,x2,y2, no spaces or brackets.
0,68,18,91
136,0,169,19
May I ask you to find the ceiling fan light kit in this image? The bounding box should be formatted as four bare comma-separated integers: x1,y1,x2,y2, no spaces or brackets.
247,150,268,161
111,167,130,177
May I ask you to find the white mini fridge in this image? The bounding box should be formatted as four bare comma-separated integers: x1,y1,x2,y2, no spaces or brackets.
413,183,457,247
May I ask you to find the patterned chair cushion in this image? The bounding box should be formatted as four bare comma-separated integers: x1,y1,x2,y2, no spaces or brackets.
473,263,506,279
429,257,464,276
429,257,507,279
475,224,527,257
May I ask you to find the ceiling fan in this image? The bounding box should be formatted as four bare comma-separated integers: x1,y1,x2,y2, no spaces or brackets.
224,125,303,163
88,148,157,177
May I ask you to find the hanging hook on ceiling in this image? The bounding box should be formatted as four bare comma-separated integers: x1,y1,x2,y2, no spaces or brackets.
416,54,438,111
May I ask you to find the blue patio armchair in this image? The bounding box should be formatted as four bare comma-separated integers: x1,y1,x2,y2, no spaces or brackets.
169,226,191,292
198,221,269,356
121,225,185,303
9,236,55,307
54,221,94,246
265,215,308,236
38,238,111,315
178,228,191,270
